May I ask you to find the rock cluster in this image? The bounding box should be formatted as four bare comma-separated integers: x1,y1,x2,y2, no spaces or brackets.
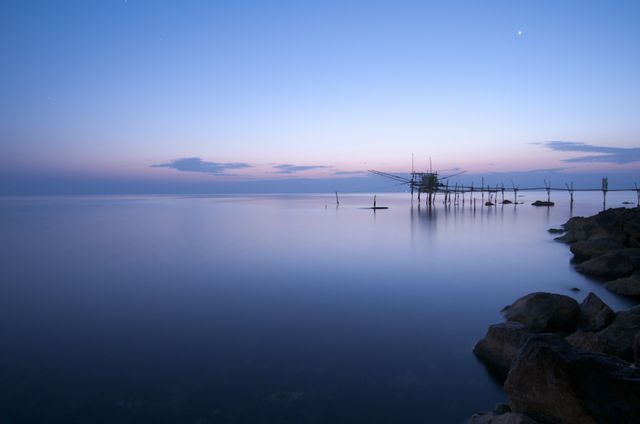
556,207,640,295
469,208,640,423
471,292,640,424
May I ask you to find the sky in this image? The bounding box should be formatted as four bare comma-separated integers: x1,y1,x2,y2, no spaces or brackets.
1,0,639,194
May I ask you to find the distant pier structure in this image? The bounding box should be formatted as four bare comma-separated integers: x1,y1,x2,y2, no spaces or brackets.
369,165,640,209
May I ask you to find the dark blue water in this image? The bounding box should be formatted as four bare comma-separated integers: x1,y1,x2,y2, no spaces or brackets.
0,193,635,423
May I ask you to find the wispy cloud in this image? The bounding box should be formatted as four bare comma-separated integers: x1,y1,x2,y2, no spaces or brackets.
152,157,252,175
273,164,330,174
543,141,640,164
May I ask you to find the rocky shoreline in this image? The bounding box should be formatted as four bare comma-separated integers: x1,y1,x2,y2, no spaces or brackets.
469,207,640,424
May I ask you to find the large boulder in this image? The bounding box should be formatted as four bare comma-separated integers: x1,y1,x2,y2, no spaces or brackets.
596,306,640,361
605,272,640,296
505,335,640,424
569,239,624,259
565,330,606,354
565,306,640,361
556,216,595,243
624,217,640,247
473,322,534,370
502,292,580,334
578,292,615,332
558,207,640,246
574,250,636,279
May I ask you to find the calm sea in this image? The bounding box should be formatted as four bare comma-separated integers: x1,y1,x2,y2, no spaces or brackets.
0,192,636,424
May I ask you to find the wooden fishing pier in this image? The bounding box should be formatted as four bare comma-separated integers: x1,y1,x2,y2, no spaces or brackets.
369,169,640,209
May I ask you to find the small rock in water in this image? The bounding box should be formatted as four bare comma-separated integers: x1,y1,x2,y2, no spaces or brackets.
548,228,565,234
485,201,495,206
532,200,554,206
623,201,633,205
570,287,580,292
501,200,513,205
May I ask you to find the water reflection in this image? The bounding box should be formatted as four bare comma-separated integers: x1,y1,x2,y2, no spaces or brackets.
0,192,636,424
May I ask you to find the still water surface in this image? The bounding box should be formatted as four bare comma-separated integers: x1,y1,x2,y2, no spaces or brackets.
0,192,636,423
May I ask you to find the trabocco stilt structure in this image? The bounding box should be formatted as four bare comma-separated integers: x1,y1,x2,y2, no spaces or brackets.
369,167,640,209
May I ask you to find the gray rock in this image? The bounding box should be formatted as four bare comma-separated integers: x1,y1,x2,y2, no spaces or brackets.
565,307,640,361
505,335,640,424
569,239,624,259
574,250,635,279
565,330,606,354
473,321,534,370
578,292,615,332
502,292,580,334
624,217,640,247
548,228,565,234
468,412,541,424
532,200,554,206
596,306,640,361
605,272,640,296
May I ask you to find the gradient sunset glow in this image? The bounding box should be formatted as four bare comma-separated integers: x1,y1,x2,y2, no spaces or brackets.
1,1,639,193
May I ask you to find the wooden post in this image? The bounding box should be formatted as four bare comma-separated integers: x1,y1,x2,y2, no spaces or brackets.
511,180,519,204
635,183,640,207
481,177,485,203
335,191,340,206
565,182,574,205
544,180,551,203
501,183,505,203
602,177,608,208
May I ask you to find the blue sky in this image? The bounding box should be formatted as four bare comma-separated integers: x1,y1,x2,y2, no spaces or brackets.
1,0,639,193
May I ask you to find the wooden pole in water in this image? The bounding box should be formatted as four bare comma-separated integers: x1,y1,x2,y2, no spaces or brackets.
602,177,608,208
501,183,505,203
374,195,377,208
511,180,518,204
636,183,640,207
481,177,485,203
565,182,574,205
544,180,551,203
335,191,340,206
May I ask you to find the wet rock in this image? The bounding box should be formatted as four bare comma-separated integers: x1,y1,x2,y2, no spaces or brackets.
532,200,554,207
605,272,640,296
468,411,541,424
586,227,627,243
569,238,624,259
473,322,534,370
565,330,606,354
574,250,635,279
505,335,640,424
501,200,513,205
578,292,615,332
548,228,564,234
501,292,579,334
624,218,640,247
595,306,640,361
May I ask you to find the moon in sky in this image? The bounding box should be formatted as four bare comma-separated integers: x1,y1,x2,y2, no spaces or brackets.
517,30,523,36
